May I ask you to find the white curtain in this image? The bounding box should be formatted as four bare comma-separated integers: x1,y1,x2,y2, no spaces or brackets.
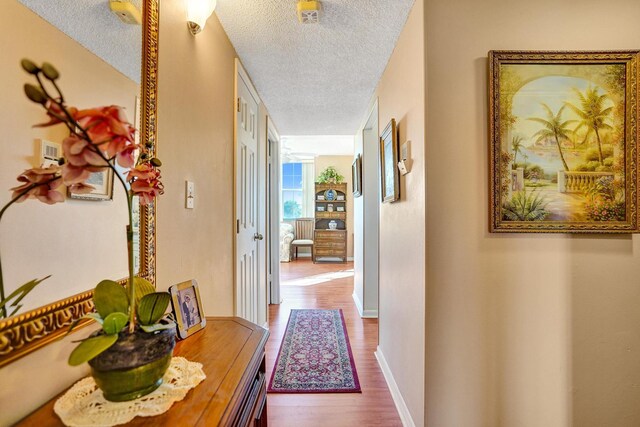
301,162,315,218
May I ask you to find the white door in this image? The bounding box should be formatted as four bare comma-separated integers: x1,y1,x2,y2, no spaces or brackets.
236,71,260,324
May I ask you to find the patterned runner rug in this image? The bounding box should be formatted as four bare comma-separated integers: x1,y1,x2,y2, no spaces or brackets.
268,309,361,393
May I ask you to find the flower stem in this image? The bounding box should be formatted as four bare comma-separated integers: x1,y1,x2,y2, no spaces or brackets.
126,191,136,333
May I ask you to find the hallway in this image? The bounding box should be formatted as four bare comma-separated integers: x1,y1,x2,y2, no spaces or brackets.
266,260,401,426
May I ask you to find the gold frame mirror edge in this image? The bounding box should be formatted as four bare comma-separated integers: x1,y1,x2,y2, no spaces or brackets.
0,0,160,368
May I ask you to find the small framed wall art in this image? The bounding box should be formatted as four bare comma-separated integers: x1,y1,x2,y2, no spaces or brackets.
352,154,362,197
68,167,114,201
169,279,206,339
380,118,399,203
489,50,640,233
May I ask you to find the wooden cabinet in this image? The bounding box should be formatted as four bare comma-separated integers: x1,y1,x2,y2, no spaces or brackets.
17,317,269,427
314,183,347,263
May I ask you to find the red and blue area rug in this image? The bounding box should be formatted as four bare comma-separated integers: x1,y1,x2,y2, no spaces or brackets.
268,309,361,393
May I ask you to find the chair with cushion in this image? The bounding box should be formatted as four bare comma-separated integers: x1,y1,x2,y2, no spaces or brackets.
279,222,295,262
290,218,315,261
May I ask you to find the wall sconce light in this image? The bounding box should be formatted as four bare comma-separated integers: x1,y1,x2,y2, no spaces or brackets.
186,0,217,35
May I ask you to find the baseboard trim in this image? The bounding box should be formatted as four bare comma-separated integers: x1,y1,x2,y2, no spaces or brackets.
375,347,416,427
362,309,378,318
352,292,364,317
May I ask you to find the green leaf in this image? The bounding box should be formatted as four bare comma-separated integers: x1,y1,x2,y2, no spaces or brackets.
0,276,50,314
140,322,176,333
126,277,155,307
102,312,128,334
65,312,103,337
93,280,129,318
68,334,118,366
85,312,104,324
137,292,171,326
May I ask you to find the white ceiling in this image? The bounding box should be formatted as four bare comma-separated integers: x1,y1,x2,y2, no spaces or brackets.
215,0,415,135
282,135,354,162
18,0,141,83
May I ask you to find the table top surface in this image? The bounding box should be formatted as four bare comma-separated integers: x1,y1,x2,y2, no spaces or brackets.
17,317,269,427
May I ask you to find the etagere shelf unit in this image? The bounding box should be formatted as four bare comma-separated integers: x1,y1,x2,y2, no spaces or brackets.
313,182,347,263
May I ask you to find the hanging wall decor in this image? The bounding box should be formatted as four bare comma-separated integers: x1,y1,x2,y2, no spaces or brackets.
489,50,640,233
380,119,399,203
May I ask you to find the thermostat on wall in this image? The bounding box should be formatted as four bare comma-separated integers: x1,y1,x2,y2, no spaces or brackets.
39,139,61,168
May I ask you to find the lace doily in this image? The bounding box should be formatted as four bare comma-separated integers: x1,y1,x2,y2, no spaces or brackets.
54,357,206,427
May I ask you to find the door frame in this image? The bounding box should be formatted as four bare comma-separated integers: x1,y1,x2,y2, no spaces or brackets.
233,58,264,322
267,118,281,305
354,97,380,319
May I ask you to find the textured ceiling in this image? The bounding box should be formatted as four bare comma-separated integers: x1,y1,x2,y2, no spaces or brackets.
282,135,354,162
215,0,415,135
18,0,141,83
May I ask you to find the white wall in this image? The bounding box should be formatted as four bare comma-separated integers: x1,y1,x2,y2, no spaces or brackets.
155,3,238,317
375,0,426,425
424,0,640,425
354,101,380,318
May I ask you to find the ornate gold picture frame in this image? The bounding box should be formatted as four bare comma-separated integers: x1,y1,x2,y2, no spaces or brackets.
0,0,160,368
489,50,640,233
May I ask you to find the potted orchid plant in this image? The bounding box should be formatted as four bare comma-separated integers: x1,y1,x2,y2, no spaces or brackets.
1,60,176,401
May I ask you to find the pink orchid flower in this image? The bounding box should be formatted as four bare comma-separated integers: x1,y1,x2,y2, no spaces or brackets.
74,106,136,164
33,100,77,128
62,135,106,167
10,166,63,204
128,164,164,206
67,182,95,194
117,144,139,169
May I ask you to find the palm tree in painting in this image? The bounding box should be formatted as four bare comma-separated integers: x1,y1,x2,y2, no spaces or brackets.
511,135,525,170
528,104,574,171
565,86,613,165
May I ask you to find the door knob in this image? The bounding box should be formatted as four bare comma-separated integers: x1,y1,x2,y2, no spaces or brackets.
253,233,264,241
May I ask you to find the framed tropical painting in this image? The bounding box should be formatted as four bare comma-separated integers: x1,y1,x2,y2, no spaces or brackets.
489,50,640,233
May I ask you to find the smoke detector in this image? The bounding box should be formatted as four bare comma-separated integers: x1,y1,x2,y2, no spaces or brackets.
109,0,142,25
297,0,321,24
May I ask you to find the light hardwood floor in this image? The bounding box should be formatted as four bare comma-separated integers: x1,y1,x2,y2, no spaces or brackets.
267,259,402,427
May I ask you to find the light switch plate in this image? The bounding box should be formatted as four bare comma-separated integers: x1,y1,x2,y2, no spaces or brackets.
185,181,195,209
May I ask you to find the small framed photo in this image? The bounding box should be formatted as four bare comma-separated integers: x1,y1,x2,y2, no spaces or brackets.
380,119,400,203
336,195,345,201
337,206,345,212
317,195,325,201
169,279,206,339
317,206,325,211
68,167,114,201
352,154,362,197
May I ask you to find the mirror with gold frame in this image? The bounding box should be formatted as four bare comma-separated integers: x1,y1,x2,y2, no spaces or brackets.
0,0,159,368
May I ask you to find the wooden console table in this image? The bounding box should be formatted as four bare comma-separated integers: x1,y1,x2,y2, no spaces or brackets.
17,317,269,427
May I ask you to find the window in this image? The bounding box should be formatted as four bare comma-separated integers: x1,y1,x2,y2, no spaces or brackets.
281,162,314,219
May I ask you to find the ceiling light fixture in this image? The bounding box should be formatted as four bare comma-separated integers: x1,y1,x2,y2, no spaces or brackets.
297,0,321,24
186,0,217,35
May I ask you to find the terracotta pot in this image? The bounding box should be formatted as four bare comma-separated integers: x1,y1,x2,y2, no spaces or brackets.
88,326,176,402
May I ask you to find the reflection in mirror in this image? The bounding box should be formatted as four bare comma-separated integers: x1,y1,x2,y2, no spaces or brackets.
0,1,142,316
